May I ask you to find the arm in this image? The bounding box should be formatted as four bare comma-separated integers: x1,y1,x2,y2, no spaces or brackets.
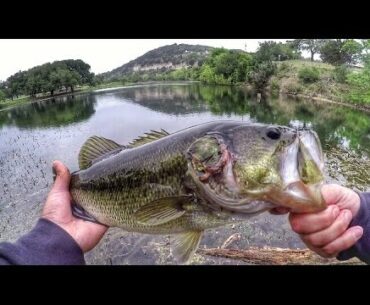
0,161,108,265
0,219,85,265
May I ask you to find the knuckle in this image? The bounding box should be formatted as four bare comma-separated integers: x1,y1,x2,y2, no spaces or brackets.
339,218,350,232
323,211,334,227
303,234,318,247
318,251,332,258
322,245,337,257
290,218,302,233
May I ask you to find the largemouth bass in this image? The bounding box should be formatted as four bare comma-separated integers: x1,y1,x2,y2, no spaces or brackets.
70,121,326,262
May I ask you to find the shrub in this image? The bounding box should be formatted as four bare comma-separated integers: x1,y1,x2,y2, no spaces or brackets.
270,79,280,94
248,61,277,91
333,65,349,83
298,67,320,83
284,82,303,95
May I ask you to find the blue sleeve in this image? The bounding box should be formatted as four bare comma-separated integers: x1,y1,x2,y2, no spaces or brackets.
0,218,85,265
337,192,370,264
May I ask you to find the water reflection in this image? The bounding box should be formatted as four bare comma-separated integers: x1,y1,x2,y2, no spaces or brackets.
110,83,370,154
0,95,97,128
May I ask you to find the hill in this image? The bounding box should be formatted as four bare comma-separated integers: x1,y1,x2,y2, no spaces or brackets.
102,44,213,81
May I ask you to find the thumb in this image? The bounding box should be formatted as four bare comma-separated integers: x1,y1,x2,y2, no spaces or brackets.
321,184,360,216
52,160,71,192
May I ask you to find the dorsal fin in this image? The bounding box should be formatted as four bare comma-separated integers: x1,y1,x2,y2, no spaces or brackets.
78,136,123,170
128,129,170,148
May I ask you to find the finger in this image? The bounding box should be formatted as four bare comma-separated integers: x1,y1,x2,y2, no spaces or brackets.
269,207,290,215
289,205,340,234
301,209,352,247
320,226,363,258
321,184,360,215
52,160,71,192
321,184,347,205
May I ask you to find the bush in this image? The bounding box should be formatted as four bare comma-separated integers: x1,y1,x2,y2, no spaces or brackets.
309,81,328,95
346,66,370,104
270,78,280,94
333,65,349,83
248,61,277,91
298,67,320,83
0,90,6,102
284,82,303,95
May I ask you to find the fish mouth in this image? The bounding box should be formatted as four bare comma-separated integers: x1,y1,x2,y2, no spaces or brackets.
274,129,326,213
190,128,326,214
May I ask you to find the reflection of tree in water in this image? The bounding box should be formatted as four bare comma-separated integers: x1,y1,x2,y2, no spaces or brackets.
0,95,97,128
199,85,252,115
115,83,370,154
196,86,370,154
115,84,209,115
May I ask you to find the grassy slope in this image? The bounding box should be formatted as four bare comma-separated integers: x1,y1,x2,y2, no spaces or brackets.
270,59,354,104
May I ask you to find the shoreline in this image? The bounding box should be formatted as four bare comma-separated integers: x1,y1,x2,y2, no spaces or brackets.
1,81,370,114
283,92,370,113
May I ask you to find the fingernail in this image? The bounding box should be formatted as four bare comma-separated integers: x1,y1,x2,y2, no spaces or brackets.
353,227,363,239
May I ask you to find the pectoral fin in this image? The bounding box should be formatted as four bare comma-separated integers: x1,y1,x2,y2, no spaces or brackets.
71,202,107,226
134,196,190,226
171,231,203,264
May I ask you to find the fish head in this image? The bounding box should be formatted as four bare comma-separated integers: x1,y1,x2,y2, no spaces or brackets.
187,123,326,214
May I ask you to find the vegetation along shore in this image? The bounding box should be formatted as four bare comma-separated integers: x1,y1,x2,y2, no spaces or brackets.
1,39,370,111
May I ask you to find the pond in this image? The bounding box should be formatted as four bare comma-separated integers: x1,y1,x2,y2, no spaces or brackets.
1,82,369,264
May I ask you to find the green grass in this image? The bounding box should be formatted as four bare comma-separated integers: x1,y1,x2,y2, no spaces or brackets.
0,96,30,110
271,59,362,105
0,82,129,111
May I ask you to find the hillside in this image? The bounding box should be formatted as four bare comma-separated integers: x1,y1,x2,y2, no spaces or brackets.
102,44,213,81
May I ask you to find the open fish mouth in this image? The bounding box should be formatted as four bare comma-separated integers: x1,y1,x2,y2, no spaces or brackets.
274,128,325,212
193,128,326,214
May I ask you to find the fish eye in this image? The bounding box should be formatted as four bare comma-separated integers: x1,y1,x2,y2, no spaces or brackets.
266,128,281,140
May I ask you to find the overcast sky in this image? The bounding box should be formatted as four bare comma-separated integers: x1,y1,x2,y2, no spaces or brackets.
0,39,292,82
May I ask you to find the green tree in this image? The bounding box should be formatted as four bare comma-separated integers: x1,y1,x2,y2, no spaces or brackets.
248,61,277,91
0,90,6,102
320,39,363,66
199,48,253,85
255,41,299,62
292,39,324,61
199,64,216,84
5,59,94,99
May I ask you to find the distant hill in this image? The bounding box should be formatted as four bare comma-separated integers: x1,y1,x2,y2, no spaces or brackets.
101,44,214,81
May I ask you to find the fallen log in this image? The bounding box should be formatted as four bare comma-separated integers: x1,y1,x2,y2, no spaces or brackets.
197,247,365,265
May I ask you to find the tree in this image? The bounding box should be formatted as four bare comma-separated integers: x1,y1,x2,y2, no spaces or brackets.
0,90,6,102
292,39,324,61
248,61,277,91
255,41,300,62
320,39,363,66
199,48,253,85
5,59,94,98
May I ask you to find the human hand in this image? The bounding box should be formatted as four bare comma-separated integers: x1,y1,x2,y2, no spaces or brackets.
41,160,108,252
272,184,363,258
